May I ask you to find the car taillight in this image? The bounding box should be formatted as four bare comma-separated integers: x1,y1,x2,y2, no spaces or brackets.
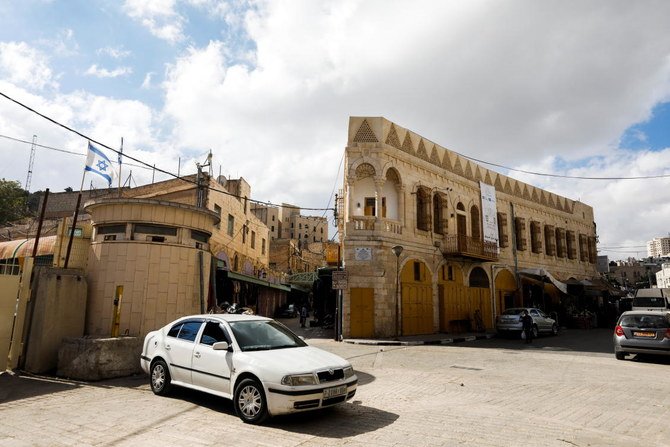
665,328,670,339
614,325,624,336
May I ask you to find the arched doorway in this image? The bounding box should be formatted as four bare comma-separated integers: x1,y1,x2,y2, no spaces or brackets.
495,269,518,315
468,267,492,331
401,259,433,335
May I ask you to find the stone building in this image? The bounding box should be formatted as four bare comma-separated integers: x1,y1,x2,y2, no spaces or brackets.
280,203,328,243
341,117,599,338
647,236,670,258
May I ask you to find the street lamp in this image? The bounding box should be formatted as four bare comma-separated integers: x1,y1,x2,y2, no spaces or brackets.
392,245,404,337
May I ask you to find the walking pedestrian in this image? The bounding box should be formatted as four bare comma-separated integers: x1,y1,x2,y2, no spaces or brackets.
300,305,308,328
521,309,533,343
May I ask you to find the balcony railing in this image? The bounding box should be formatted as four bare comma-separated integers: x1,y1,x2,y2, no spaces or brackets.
350,216,402,235
442,234,498,261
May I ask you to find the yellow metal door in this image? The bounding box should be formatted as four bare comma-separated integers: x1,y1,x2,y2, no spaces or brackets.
349,288,374,338
402,283,433,335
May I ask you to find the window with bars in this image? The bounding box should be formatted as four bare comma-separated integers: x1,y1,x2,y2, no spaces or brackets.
544,225,556,256
497,212,508,248
530,221,542,253
567,230,577,259
416,188,431,231
555,228,566,258
515,217,527,251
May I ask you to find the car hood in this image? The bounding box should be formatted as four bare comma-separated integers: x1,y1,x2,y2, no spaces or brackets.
236,346,350,376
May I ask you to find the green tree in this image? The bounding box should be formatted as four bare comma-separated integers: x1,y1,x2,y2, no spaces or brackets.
0,179,29,225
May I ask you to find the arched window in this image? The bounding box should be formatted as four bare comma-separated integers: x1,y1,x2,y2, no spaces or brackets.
470,205,481,240
469,267,489,288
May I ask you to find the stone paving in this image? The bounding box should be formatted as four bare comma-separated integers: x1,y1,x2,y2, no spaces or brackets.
1,328,669,446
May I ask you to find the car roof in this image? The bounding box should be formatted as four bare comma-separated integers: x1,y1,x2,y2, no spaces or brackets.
620,310,670,317
179,313,272,323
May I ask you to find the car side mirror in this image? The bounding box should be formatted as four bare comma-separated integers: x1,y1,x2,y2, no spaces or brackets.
212,341,231,351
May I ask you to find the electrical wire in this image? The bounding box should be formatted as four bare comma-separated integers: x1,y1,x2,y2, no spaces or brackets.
0,91,335,211
457,153,670,180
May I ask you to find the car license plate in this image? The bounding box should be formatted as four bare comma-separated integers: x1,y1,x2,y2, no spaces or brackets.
633,331,655,338
323,385,347,399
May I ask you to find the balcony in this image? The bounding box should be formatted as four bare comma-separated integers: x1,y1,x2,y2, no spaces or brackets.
441,234,498,262
349,216,402,235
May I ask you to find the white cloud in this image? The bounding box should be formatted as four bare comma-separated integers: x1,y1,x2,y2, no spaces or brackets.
38,28,79,57
123,0,185,44
85,64,133,78
96,46,131,59
0,42,57,91
141,72,155,89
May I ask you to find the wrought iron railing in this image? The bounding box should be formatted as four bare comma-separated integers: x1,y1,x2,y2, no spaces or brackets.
442,234,498,261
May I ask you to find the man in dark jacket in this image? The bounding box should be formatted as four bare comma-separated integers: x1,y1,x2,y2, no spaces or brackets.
521,310,534,343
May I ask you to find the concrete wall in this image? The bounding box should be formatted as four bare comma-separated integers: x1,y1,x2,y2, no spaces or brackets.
23,268,87,374
57,336,142,381
85,198,217,338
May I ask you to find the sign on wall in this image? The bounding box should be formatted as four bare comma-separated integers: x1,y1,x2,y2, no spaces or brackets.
479,182,499,247
332,270,348,290
355,247,372,261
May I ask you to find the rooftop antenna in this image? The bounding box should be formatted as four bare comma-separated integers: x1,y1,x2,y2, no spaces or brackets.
24,134,37,192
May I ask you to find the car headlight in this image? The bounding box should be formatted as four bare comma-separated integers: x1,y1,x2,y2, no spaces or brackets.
281,373,317,386
343,366,354,379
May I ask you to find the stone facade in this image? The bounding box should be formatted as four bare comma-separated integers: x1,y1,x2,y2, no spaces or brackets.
342,117,599,338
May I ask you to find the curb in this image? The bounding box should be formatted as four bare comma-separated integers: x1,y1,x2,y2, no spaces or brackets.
343,333,495,346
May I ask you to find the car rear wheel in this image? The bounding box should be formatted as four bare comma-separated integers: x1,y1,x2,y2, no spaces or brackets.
234,378,268,424
615,351,626,360
150,359,172,395
551,323,559,336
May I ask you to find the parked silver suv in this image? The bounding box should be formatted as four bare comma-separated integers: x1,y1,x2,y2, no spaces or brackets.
496,307,559,338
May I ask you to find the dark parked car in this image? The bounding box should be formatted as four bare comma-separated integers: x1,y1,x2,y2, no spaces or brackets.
613,311,670,360
276,303,297,318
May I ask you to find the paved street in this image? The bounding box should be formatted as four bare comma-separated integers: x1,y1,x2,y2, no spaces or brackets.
1,327,669,447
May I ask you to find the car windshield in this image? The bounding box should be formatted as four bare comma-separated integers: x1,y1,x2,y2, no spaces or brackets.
229,320,307,352
502,309,524,315
620,315,670,329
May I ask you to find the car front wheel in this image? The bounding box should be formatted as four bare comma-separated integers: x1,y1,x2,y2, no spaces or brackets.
150,359,172,395
615,351,626,360
234,378,268,424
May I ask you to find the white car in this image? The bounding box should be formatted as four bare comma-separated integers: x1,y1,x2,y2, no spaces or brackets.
140,314,357,424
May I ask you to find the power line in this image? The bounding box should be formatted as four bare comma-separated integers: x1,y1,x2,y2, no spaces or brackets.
459,153,670,180
0,91,335,212
0,133,153,171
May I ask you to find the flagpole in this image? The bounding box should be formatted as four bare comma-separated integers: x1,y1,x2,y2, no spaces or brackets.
64,142,89,268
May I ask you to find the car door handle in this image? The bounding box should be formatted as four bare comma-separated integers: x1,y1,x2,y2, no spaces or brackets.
194,352,201,358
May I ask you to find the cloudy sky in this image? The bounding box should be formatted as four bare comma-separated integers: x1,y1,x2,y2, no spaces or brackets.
1,0,669,260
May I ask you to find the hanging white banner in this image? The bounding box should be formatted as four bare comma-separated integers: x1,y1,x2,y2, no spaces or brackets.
480,182,499,247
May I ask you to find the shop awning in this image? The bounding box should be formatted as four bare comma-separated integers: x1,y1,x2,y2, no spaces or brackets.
518,268,568,294
226,270,291,292
0,236,57,260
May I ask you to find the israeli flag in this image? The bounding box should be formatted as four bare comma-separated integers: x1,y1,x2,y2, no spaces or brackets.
85,142,117,186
